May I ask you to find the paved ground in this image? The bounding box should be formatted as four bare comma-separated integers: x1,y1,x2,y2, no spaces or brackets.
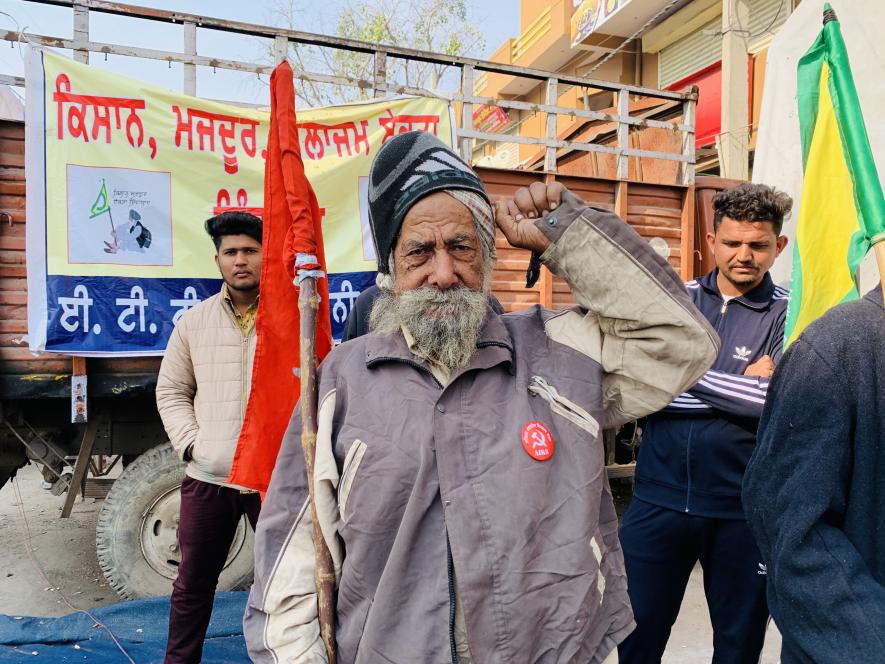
1,464,782,661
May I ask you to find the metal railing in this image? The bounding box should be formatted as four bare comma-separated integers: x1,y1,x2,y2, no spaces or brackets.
2,0,697,183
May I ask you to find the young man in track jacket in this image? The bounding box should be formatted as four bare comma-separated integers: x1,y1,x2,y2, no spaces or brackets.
618,183,792,664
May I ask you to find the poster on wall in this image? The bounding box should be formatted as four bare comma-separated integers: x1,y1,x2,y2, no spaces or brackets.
24,47,455,355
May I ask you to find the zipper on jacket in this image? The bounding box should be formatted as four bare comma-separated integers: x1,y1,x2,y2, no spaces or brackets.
221,297,253,421
717,300,731,330
370,356,443,389
528,376,600,437
447,537,460,664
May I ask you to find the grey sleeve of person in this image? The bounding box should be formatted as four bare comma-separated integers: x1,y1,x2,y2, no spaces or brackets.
535,190,720,428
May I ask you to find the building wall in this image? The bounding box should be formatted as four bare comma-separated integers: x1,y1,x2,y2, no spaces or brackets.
475,0,793,175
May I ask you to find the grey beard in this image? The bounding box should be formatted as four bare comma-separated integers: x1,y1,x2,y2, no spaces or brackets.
369,286,488,373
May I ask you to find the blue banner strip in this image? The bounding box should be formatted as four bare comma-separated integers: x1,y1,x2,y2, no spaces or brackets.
45,271,377,354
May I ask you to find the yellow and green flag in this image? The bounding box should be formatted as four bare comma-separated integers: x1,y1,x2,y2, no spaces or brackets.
785,3,885,347
89,178,110,219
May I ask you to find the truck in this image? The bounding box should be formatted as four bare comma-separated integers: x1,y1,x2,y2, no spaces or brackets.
0,0,736,600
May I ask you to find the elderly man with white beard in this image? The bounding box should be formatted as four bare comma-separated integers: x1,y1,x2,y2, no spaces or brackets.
244,131,719,664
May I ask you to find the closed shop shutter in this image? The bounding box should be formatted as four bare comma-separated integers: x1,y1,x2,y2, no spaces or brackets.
658,15,721,88
748,0,790,51
658,0,788,87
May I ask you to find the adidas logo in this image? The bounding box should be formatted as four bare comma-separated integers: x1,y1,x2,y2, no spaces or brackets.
733,346,752,362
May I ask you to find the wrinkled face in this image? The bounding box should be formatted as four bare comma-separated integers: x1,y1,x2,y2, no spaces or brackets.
214,233,262,292
707,217,787,292
393,192,484,295
371,192,489,372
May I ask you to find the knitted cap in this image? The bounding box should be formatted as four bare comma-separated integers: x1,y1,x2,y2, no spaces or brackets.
368,131,490,274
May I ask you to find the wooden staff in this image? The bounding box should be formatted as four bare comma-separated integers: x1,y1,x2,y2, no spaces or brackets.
298,274,337,663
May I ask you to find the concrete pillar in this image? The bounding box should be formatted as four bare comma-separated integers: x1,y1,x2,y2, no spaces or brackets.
720,0,750,179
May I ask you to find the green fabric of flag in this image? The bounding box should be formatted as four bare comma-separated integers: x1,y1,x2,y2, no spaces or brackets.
90,179,110,219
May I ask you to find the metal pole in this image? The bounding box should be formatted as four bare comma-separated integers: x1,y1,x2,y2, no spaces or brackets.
720,0,750,179
544,78,558,173
373,51,387,99
183,21,197,96
72,0,88,64
273,35,288,64
617,90,630,180
460,65,474,162
680,86,697,186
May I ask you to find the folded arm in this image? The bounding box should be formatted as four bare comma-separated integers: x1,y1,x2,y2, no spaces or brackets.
669,370,770,419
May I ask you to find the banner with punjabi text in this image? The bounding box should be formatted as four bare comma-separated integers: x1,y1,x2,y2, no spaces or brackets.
24,47,455,355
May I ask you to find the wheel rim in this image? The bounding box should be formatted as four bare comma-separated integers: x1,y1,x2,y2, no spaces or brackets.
139,484,248,581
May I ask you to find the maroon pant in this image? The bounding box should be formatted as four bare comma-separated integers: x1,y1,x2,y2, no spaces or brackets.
164,476,261,664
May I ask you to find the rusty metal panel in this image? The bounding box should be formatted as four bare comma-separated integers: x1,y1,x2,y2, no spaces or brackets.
476,167,691,312
0,120,30,376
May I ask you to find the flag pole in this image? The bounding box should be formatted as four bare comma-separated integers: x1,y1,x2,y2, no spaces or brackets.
298,272,337,663
102,180,117,246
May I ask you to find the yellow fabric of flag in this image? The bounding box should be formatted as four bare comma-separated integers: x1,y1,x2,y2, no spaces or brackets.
787,63,858,346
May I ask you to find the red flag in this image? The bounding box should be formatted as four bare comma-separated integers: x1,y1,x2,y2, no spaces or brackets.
227,61,333,492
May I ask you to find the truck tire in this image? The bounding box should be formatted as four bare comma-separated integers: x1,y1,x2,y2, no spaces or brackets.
96,442,255,599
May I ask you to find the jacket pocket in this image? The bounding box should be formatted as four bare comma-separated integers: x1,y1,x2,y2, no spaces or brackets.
338,439,367,520
528,375,600,438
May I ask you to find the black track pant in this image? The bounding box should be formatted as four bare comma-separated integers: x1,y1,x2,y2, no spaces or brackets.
618,499,769,664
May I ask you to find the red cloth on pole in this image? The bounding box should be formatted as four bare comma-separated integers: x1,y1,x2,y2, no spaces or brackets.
227,61,333,493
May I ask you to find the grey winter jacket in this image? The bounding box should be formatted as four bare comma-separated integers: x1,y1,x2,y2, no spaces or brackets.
244,191,719,663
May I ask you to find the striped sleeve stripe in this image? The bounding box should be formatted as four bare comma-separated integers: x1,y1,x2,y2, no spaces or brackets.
668,401,713,410
703,373,768,396
708,370,769,388
673,393,704,404
773,287,790,300
697,378,767,404
668,393,712,410
668,402,713,410
685,280,700,289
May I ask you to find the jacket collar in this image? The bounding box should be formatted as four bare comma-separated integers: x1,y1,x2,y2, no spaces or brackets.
364,305,515,378
699,269,776,310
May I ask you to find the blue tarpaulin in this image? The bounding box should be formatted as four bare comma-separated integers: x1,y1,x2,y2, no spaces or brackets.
0,592,249,662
